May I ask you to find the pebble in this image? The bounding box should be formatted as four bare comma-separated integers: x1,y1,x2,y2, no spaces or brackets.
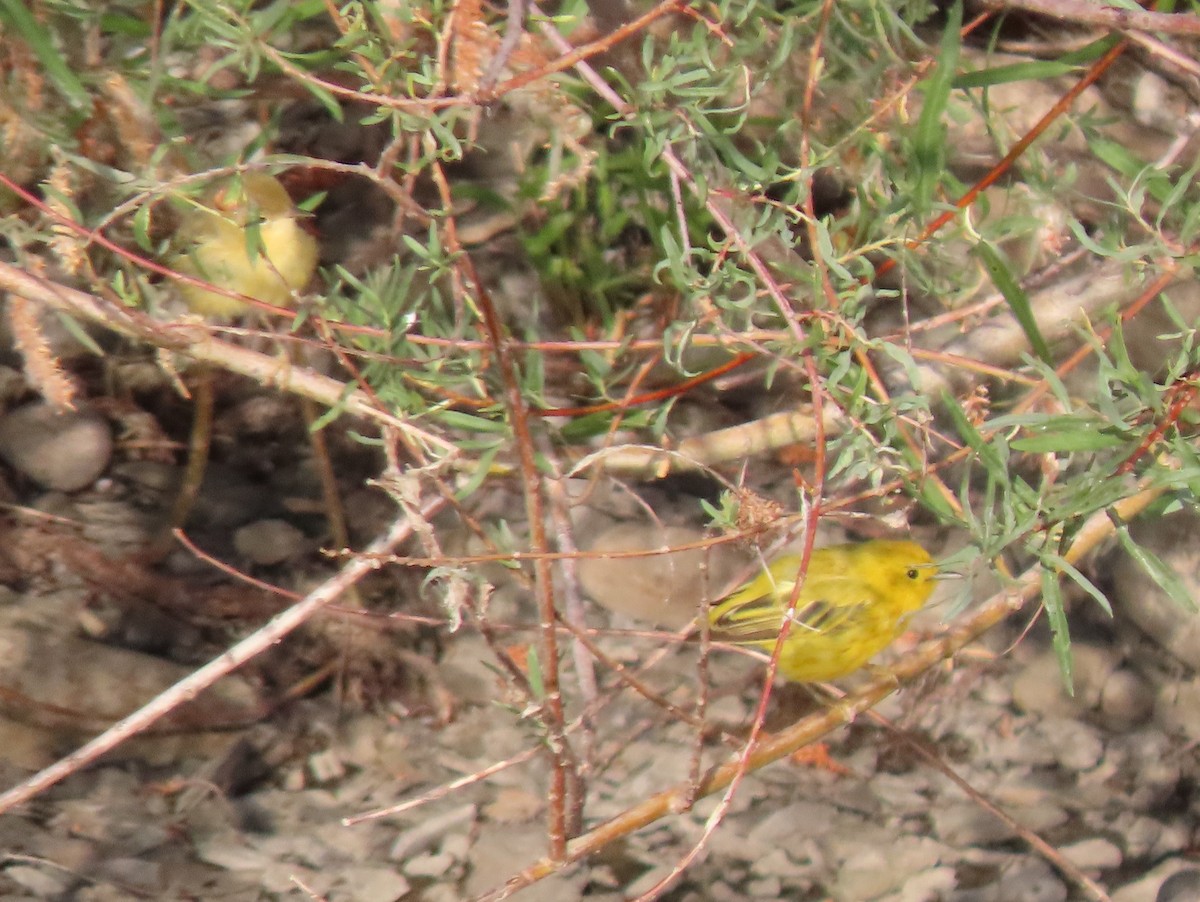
388,804,476,861
988,857,1067,902
437,634,503,705
1010,644,1117,719
1060,837,1122,874
196,840,273,871
1111,511,1200,669
831,837,942,901
746,876,781,898
1156,677,1200,740
895,866,957,901
6,864,73,897
460,824,588,902
578,524,747,628
0,615,259,768
1038,717,1104,771
1158,869,1200,902
932,802,1014,847
98,857,162,892
234,518,307,565
338,867,411,902
752,847,810,879
0,402,112,491
1099,668,1155,731
404,850,456,879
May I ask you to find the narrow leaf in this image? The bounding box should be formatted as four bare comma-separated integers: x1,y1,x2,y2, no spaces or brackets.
1040,566,1074,696
974,239,1053,365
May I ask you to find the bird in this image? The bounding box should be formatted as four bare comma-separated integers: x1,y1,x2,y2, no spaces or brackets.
706,540,939,683
170,172,318,318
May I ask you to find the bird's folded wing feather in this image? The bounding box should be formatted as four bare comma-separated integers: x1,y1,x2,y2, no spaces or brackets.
709,574,872,644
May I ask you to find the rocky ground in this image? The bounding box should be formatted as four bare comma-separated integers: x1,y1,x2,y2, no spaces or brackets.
0,411,1196,901
1,4,1199,901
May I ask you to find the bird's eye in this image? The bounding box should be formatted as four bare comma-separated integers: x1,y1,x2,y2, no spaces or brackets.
906,568,919,580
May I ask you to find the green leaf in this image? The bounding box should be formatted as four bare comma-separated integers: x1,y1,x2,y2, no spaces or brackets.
438,409,509,433
1111,520,1196,613
1046,552,1112,616
910,0,962,216
0,0,92,112
954,59,1081,89
53,311,105,356
1040,567,1074,696
559,412,615,443
525,645,544,699
942,390,1007,475
1010,428,1126,453
973,239,1052,365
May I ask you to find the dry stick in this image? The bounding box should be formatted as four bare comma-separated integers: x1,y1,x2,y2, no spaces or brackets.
555,615,745,750
421,128,579,852
877,36,1129,280
0,262,453,456
543,468,601,769
529,6,838,900
480,0,525,90
349,618,700,825
0,501,446,815
157,366,216,551
987,0,1200,36
867,710,1111,902
345,745,543,825
529,8,842,894
447,231,578,852
631,0,850,892
471,482,1166,902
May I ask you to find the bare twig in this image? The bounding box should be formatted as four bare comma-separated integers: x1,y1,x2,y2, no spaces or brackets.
986,0,1200,37
470,482,1166,901
0,501,446,815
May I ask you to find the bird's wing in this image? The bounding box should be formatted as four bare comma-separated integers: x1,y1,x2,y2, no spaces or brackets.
709,573,873,644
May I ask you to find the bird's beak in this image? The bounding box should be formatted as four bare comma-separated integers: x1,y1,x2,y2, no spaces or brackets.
930,569,964,581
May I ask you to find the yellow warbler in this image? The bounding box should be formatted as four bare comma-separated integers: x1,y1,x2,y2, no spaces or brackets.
171,172,318,318
707,540,938,683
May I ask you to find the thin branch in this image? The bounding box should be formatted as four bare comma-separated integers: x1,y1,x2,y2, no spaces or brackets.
470,482,1167,901
0,501,446,815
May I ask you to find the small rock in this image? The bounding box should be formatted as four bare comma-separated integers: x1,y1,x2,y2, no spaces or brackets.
1111,511,1200,670
6,864,72,897
461,824,587,902
234,518,307,565
1157,868,1200,902
831,837,942,901
579,525,747,629
1156,678,1200,740
1011,644,1116,718
388,804,476,861
1113,862,1196,902
990,857,1067,902
752,847,810,879
1039,718,1104,771
196,839,272,871
898,866,957,901
483,787,542,824
1060,837,1122,874
98,857,162,892
307,748,347,785
337,867,410,902
932,802,1014,847
746,876,781,898
1109,813,1164,859
0,402,112,491
404,850,456,879
1099,668,1155,731
438,634,502,705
